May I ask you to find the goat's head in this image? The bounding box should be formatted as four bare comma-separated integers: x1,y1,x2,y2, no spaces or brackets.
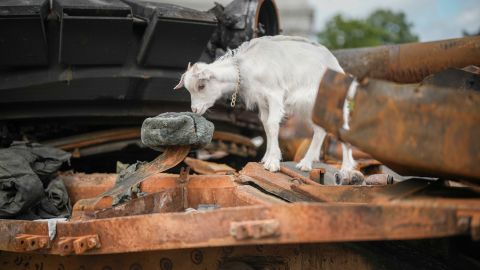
174,62,224,115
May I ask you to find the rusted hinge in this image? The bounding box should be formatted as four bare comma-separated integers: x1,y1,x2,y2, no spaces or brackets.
15,234,50,251
57,234,101,255
230,219,280,240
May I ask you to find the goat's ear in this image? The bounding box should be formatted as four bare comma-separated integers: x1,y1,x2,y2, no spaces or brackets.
173,72,186,90
187,62,192,70
198,69,214,80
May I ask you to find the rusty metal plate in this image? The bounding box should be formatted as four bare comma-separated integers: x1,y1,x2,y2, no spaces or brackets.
0,202,466,255
238,163,314,202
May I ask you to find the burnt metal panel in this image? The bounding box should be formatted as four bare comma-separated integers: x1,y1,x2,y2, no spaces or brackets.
138,17,217,67
53,0,133,65
123,1,217,67
0,0,49,66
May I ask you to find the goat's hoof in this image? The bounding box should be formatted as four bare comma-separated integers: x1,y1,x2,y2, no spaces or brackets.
263,159,280,172
334,169,364,185
295,159,312,172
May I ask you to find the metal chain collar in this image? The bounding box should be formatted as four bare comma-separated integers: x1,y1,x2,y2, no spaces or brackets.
230,58,241,107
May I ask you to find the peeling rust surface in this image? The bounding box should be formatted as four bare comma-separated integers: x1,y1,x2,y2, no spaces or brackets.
230,219,280,240
0,203,466,255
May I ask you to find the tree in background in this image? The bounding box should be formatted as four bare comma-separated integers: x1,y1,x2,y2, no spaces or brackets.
318,10,419,49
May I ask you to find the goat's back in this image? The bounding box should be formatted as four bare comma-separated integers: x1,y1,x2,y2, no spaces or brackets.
237,36,343,116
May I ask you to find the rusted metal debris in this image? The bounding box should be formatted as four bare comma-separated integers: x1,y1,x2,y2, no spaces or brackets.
238,163,315,202
333,36,480,83
72,145,190,218
313,69,480,181
0,159,479,255
185,157,236,175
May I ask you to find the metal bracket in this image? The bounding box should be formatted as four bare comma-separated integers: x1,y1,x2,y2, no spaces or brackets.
15,234,50,251
58,234,101,255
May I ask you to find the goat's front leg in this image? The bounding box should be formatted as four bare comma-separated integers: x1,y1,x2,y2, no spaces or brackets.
261,99,284,172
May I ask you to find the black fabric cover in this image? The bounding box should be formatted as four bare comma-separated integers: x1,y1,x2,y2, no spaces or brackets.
0,142,71,219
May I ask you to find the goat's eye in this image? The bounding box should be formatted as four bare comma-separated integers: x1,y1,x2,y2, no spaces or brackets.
198,84,205,90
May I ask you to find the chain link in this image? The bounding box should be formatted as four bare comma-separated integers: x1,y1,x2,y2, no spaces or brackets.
230,58,241,108
230,92,237,107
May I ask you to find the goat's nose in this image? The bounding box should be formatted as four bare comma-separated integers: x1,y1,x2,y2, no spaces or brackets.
191,106,197,113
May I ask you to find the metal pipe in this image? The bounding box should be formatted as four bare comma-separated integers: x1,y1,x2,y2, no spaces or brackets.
333,36,480,83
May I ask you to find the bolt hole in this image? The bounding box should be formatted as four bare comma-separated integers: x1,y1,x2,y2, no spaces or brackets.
20,240,24,244
81,243,84,247
64,245,69,250
31,241,35,246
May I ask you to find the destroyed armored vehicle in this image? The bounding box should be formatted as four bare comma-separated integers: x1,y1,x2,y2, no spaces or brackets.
1,0,480,269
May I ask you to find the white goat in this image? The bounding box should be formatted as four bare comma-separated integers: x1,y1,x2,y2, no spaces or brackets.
174,35,357,175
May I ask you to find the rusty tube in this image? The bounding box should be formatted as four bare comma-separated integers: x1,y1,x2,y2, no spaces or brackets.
333,35,480,83
365,174,394,185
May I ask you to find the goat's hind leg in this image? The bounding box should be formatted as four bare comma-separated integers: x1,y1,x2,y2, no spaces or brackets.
296,125,326,171
335,143,364,185
258,106,270,163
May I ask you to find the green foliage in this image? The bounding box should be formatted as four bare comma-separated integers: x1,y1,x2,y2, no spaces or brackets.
318,9,419,49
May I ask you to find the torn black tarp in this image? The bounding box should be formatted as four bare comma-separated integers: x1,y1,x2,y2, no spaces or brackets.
0,142,71,219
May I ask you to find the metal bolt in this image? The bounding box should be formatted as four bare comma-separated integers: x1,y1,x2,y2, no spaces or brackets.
129,263,143,270
159,258,173,270
190,249,203,265
87,237,98,248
